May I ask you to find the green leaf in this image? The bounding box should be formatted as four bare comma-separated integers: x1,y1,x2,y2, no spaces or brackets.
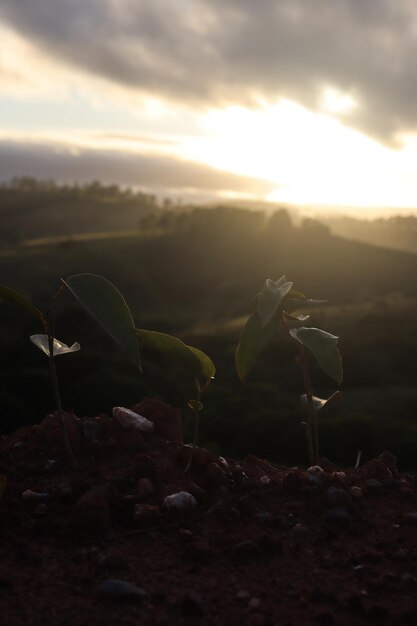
236,310,278,382
0,286,43,322
257,277,293,328
188,399,203,411
289,327,343,384
64,274,141,370
136,329,202,378
187,345,216,382
30,334,80,357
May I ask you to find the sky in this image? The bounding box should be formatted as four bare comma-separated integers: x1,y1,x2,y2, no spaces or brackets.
2,0,417,215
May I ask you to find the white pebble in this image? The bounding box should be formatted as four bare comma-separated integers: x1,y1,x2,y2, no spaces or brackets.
112,407,154,432
163,491,197,511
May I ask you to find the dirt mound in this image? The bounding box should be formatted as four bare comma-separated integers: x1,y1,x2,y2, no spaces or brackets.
1,397,417,625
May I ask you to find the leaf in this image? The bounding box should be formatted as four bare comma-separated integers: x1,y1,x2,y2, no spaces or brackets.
136,329,203,378
30,334,80,357
283,311,310,322
187,345,216,382
0,286,43,322
257,277,293,328
64,274,141,370
236,310,278,382
188,399,203,411
289,327,343,384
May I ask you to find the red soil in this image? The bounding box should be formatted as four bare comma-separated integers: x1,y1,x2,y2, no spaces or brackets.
1,397,417,625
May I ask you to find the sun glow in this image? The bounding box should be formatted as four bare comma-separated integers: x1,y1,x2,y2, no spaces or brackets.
182,100,417,210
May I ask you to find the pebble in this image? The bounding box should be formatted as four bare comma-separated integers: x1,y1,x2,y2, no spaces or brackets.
326,487,351,508
381,478,402,490
82,418,103,442
22,489,49,503
248,597,262,611
364,479,382,492
260,475,271,485
307,465,324,475
324,507,351,524
350,486,363,499
163,491,197,512
133,504,162,527
284,471,303,492
97,579,147,601
112,407,154,432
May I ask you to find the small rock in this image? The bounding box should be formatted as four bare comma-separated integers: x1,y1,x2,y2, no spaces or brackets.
324,507,351,524
133,504,161,527
331,471,346,483
44,459,57,472
136,478,154,500
82,418,103,442
364,479,382,492
307,465,324,475
381,478,402,490
284,471,304,492
260,475,271,485
248,597,262,611
326,487,351,508
290,523,310,543
112,407,154,432
350,486,363,499
22,489,49,503
97,579,146,601
163,491,197,512
406,512,417,524
236,590,251,604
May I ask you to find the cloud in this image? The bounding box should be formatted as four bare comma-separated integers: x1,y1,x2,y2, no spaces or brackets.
0,138,275,197
1,0,417,144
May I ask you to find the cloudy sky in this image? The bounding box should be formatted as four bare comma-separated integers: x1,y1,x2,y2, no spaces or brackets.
2,0,417,214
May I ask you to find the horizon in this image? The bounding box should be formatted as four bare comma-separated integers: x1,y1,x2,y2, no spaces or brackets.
2,2,417,217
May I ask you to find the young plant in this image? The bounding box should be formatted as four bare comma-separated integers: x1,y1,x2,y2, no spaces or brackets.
236,276,342,466
63,273,215,462
0,285,79,465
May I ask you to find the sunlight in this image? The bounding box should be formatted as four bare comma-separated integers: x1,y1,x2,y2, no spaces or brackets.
182,100,417,210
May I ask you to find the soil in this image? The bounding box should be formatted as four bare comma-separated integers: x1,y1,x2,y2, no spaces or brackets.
1,397,417,626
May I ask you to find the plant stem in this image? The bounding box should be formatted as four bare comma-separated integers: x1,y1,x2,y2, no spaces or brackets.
298,345,318,465
44,314,76,468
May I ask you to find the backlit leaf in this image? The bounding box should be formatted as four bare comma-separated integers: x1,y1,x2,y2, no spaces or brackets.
64,274,141,370
289,327,343,384
136,329,212,381
236,310,278,382
30,334,80,357
0,286,43,322
257,277,293,328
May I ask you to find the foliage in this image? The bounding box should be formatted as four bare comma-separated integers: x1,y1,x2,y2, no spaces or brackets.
236,276,343,464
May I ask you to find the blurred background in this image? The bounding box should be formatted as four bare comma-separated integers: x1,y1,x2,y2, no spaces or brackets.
1,1,417,468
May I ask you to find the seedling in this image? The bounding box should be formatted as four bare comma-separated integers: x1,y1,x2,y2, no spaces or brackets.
236,276,342,465
0,285,79,465
63,274,215,463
